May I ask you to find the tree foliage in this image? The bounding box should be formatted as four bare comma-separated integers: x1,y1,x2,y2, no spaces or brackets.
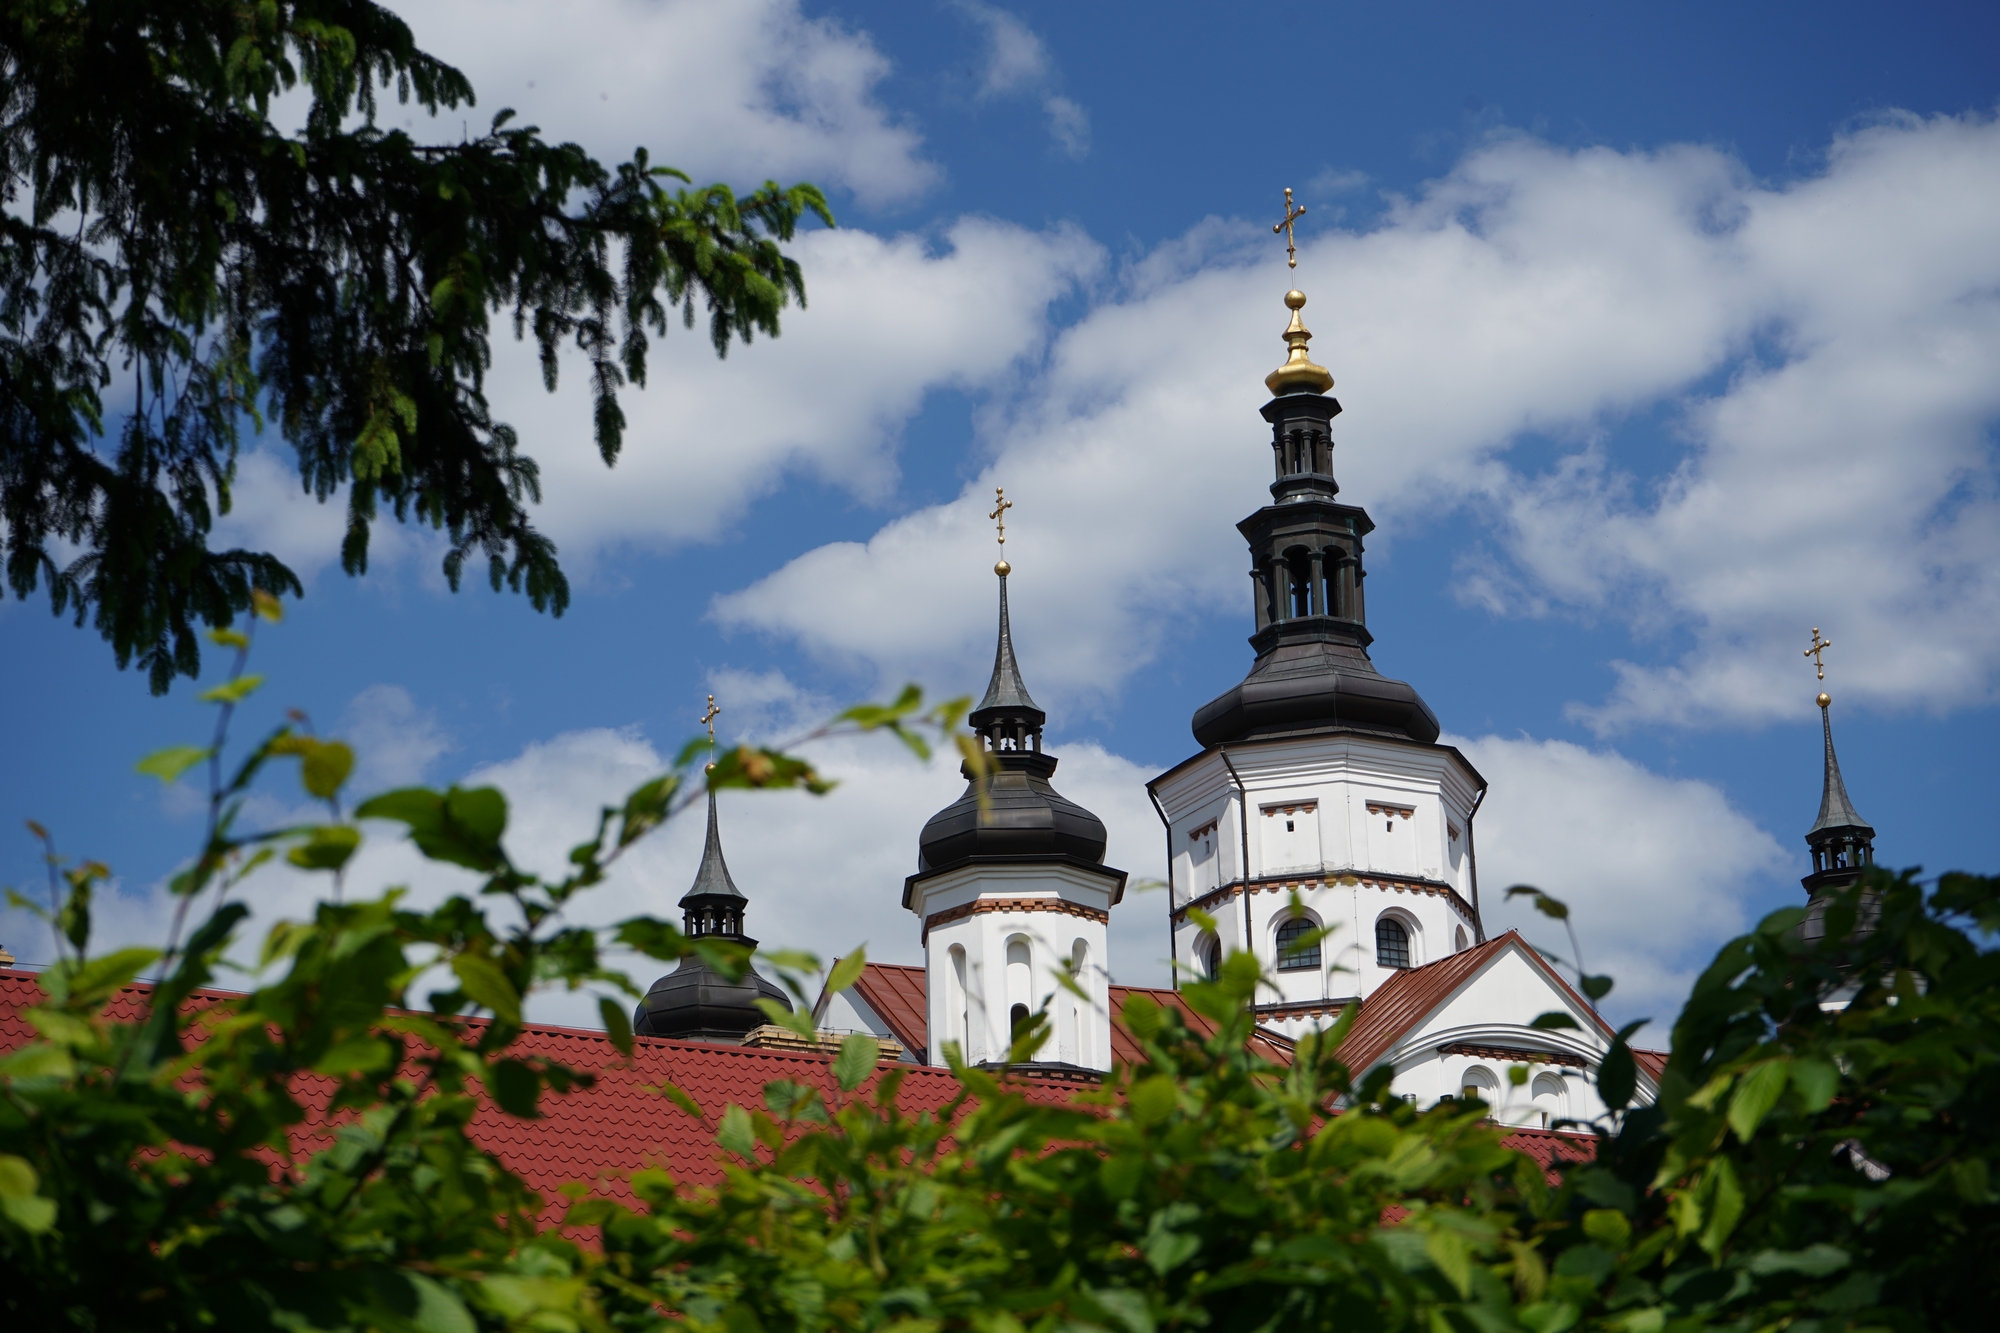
0,624,1995,1329
0,0,832,691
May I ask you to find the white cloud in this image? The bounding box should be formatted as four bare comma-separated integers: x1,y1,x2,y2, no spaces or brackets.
951,1,1090,158
719,114,2000,730
340,685,455,791
391,0,937,209
1453,733,1791,1036
509,218,1101,558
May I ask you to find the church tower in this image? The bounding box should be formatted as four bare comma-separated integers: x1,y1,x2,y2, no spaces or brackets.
1798,634,1877,945
1149,277,1486,1039
633,788,794,1041
907,518,1127,1070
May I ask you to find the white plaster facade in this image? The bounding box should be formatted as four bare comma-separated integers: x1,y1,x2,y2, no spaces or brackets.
904,861,1118,1070
1352,934,1651,1123
1150,729,1485,1038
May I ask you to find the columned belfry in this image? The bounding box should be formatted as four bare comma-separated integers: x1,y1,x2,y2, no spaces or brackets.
906,494,1126,1070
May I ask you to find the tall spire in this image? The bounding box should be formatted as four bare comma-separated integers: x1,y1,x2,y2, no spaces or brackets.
1810,694,1873,840
970,487,1045,752
976,570,1042,718
681,789,747,921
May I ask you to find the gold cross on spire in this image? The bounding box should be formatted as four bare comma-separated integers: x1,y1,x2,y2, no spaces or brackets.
1273,187,1307,269
1804,627,1833,681
699,694,721,769
988,487,1013,576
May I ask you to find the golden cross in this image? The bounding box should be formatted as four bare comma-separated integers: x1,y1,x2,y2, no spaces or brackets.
700,694,721,746
988,487,1012,546
1273,186,1307,269
1804,627,1833,681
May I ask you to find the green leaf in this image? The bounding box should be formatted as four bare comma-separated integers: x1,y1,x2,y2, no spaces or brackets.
1698,1156,1745,1258
205,627,249,649
402,1273,477,1333
1130,1076,1177,1125
1529,1011,1583,1032
453,954,522,1024
0,1153,40,1198
199,673,265,704
832,1032,880,1092
287,825,361,871
488,1058,541,1119
1424,1226,1473,1296
355,787,445,831
718,1103,759,1159
755,997,817,1039
1581,1208,1631,1251
599,996,634,1058
1789,1056,1839,1112
0,1043,76,1079
1728,1060,1790,1141
1598,1041,1637,1111
300,740,354,799
135,746,211,784
651,1079,707,1121
1745,1244,1851,1277
445,786,507,845
825,948,867,997
1580,973,1614,1001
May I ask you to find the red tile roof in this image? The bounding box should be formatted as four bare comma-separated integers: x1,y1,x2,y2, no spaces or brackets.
1632,1047,1669,1081
1334,930,1616,1075
845,960,929,1053
831,962,1297,1068
1,965,1591,1225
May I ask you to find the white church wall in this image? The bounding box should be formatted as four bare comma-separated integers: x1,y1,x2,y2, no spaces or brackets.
910,860,1118,1070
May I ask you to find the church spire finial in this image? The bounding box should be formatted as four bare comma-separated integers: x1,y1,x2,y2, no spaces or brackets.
973,489,1042,744
1265,188,1334,397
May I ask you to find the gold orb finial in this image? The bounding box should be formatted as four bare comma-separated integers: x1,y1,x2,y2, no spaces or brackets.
1265,289,1334,396
994,558,1011,577
1817,692,1831,709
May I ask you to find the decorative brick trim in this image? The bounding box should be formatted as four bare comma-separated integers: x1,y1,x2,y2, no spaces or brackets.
1438,1041,1587,1070
1174,872,1477,926
1261,801,1318,817
1366,800,1415,819
1188,820,1219,841
922,896,1108,943
740,1025,906,1061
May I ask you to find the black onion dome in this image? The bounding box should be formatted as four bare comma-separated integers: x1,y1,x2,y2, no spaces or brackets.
632,788,792,1042
632,956,791,1042
1192,635,1440,747
915,571,1109,876
917,751,1111,872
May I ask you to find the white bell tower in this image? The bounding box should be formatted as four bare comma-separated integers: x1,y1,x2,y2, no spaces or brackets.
1149,288,1487,1041
907,499,1126,1070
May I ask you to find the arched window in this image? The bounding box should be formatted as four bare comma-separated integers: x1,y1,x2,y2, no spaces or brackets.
1275,917,1320,971
1199,934,1222,980
1454,925,1469,953
1532,1072,1567,1129
1376,916,1411,969
948,944,970,1058
1460,1065,1498,1105
1321,547,1343,618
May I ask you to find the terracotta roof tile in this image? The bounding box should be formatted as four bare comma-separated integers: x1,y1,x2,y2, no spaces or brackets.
1335,930,1614,1076
1,966,1584,1226
1631,1047,1668,1082
848,961,928,1054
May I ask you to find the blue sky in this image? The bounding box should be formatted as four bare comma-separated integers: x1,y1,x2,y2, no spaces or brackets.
4,0,1997,1034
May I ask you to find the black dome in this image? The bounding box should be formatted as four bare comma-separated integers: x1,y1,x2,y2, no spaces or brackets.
917,751,1110,873
1193,631,1439,747
633,957,791,1042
